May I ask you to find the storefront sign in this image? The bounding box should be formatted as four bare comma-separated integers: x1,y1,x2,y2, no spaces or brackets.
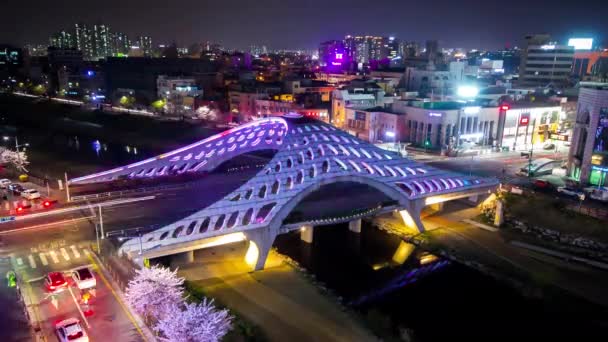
428,112,442,117
0,216,15,224
549,133,569,141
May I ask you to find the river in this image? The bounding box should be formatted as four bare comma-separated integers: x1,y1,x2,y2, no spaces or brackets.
274,223,608,341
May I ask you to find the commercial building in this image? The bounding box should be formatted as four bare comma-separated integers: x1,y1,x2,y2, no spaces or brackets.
104,57,216,102
157,75,203,113
319,40,347,71
331,80,392,128
403,61,466,97
344,106,407,143
572,51,608,80
518,34,574,87
567,83,608,186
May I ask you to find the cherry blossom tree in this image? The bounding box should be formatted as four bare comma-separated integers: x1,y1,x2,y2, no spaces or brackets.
154,299,233,342
0,147,29,172
125,265,184,321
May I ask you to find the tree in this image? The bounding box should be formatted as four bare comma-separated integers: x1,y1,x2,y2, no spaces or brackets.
154,300,232,342
0,147,28,172
124,265,184,321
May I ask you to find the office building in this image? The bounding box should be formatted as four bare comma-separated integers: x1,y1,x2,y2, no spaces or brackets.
567,83,608,186
518,34,574,87
318,40,346,71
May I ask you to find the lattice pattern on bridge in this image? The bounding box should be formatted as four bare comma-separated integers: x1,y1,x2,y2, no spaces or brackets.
70,114,498,256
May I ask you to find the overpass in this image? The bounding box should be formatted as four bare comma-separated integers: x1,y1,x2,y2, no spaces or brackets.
70,113,498,271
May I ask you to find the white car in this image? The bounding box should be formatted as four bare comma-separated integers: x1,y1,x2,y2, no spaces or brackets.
71,267,96,290
0,179,11,188
55,318,88,342
20,189,41,200
557,186,584,198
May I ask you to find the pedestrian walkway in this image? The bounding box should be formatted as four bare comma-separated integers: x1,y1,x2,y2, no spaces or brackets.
13,245,89,270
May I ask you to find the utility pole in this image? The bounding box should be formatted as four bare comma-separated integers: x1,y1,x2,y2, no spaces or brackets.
64,172,71,202
98,205,104,239
527,147,533,178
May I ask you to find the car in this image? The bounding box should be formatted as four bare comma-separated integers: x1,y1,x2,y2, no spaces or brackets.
55,318,89,342
8,183,24,195
532,179,553,190
20,189,41,200
71,267,96,290
0,179,11,188
45,272,68,293
557,186,585,198
543,142,556,150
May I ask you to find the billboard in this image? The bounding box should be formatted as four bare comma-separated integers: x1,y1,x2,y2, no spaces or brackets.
568,38,593,50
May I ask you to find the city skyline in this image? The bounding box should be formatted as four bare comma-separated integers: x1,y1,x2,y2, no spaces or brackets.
2,0,607,50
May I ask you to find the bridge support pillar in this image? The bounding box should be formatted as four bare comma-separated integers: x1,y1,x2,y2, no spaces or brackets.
348,219,362,233
428,202,444,213
468,194,479,204
176,250,194,264
394,199,425,233
300,224,314,244
244,228,277,272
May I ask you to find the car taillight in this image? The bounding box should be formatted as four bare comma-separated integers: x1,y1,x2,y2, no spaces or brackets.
43,201,51,208
16,206,23,213
49,285,55,290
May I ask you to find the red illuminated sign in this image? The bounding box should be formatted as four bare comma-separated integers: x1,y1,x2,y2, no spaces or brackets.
519,113,530,126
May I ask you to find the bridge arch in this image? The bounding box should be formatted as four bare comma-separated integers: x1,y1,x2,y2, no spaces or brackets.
267,174,409,231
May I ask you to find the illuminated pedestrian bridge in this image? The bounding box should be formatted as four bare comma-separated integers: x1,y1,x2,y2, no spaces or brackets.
70,113,498,270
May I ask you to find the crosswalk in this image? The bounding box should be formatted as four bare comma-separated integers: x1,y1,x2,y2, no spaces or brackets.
14,246,90,270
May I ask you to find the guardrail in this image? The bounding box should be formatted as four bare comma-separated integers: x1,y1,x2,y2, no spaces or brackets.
71,183,189,202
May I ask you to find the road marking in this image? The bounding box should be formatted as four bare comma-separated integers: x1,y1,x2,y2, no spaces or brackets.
28,255,36,269
86,252,148,341
67,285,90,328
16,257,23,266
70,245,81,258
49,250,60,263
0,216,95,235
60,248,70,261
39,253,49,266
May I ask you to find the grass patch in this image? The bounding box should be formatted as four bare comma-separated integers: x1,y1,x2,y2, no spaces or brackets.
184,281,267,342
504,192,608,242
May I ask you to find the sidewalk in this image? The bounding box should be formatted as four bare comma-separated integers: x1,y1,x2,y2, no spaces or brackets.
0,257,33,341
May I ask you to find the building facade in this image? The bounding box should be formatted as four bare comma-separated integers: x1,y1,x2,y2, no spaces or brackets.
518,35,574,86
567,83,608,187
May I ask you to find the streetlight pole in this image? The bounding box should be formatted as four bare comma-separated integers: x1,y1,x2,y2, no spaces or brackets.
98,205,104,240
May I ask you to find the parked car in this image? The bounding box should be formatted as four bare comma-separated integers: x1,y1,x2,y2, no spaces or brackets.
71,267,96,290
557,186,585,198
0,179,11,188
584,187,608,202
543,142,556,150
55,318,89,342
8,183,24,195
532,179,553,190
44,272,68,293
21,189,41,200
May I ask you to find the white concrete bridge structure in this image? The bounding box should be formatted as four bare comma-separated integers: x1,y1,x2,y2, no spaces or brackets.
70,114,499,271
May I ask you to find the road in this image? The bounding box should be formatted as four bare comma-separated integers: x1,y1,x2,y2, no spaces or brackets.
419,203,608,309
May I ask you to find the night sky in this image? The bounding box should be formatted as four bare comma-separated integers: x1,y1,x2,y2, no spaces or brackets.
3,0,607,50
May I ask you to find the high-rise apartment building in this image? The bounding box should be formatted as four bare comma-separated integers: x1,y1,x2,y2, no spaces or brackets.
92,24,111,59
74,23,94,59
50,31,74,49
518,34,574,87
137,36,153,57
111,32,131,56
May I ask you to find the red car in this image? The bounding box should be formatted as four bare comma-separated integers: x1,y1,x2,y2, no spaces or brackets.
533,179,553,190
45,272,68,293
